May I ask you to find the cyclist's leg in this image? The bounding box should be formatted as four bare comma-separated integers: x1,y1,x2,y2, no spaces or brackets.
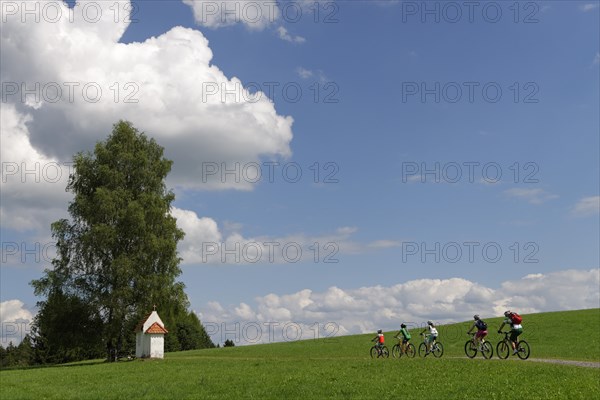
510,329,520,353
476,330,487,348
513,328,523,351
428,335,436,352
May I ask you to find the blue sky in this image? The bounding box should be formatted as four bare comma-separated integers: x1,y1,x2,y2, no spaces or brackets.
1,1,599,344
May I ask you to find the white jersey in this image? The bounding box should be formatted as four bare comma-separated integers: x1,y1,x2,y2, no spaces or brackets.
429,326,438,336
504,318,522,330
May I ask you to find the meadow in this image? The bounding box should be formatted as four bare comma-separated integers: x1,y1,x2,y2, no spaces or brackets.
1,309,598,399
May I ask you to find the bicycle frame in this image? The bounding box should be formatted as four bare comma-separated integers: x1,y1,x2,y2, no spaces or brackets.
421,333,437,346
499,331,516,345
394,336,409,349
469,332,487,346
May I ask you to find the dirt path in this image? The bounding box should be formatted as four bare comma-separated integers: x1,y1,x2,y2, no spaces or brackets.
448,356,600,368
526,358,600,368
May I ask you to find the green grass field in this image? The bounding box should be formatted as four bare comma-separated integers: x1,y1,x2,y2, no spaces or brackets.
2,309,599,399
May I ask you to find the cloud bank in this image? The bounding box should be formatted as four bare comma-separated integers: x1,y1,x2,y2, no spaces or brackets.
198,269,600,344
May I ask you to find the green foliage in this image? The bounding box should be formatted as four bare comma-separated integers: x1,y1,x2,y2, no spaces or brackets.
0,342,16,368
175,312,216,351
29,120,211,362
15,336,35,367
0,336,36,369
30,291,105,364
0,345,5,368
223,339,235,348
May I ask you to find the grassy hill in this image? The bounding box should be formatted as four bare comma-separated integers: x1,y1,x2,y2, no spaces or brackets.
1,309,599,399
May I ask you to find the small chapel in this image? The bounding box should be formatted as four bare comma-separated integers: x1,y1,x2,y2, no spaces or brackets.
135,307,168,359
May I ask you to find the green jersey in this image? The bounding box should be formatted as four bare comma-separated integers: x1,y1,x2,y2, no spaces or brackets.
400,328,411,340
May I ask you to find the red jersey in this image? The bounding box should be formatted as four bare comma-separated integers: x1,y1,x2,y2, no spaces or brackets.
378,333,384,343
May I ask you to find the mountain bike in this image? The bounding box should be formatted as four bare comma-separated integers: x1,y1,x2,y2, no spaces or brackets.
464,333,493,359
418,333,443,358
391,337,416,358
496,331,530,360
370,343,389,358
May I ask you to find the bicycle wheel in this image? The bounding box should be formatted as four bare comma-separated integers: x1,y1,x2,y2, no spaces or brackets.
406,343,416,358
517,340,530,360
370,346,379,358
496,341,510,359
481,341,493,359
432,342,444,358
464,340,477,358
381,346,389,358
418,342,427,357
392,344,401,358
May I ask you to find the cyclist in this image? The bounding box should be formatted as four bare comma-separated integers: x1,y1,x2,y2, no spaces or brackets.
497,310,523,355
420,320,438,356
395,323,411,353
466,315,488,348
371,329,385,354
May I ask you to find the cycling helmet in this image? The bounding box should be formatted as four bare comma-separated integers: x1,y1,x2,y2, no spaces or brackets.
377,329,382,334
427,320,433,325
473,315,480,320
401,323,406,328
504,310,511,317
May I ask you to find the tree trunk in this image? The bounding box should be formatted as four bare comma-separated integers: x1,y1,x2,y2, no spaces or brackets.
106,307,115,362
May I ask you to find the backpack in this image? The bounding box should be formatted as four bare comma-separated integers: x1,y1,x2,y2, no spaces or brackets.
510,313,523,324
476,319,487,330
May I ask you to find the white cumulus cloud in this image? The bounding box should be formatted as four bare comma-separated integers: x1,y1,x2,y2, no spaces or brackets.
0,104,71,232
0,300,34,345
1,0,295,239
1,0,294,192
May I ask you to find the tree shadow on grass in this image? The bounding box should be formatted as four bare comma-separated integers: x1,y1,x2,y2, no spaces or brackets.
0,358,135,372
